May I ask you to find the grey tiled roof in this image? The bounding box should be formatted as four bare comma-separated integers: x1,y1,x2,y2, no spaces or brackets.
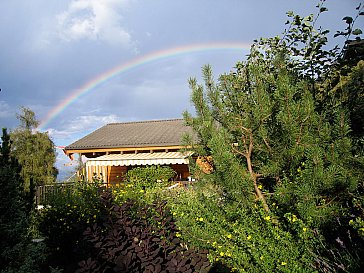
65,119,194,150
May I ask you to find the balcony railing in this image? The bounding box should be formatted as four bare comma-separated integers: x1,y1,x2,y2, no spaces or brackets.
35,180,194,206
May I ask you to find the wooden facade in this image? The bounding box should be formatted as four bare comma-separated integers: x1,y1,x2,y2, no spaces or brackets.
84,163,190,186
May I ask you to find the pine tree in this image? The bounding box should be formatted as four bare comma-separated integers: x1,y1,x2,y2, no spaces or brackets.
184,2,364,270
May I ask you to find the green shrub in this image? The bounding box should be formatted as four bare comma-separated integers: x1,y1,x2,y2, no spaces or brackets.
37,182,106,271
164,182,320,272
126,165,176,189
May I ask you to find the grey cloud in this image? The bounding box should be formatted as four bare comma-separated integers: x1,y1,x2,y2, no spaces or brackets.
55,0,134,48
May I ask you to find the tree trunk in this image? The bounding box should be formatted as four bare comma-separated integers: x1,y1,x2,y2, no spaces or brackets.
246,133,270,212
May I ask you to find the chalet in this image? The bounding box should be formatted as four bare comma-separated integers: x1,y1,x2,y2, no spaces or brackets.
64,119,195,185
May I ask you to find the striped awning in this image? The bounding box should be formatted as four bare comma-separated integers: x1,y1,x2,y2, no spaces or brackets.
86,151,193,167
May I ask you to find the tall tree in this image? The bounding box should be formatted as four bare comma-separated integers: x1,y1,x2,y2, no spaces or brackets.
0,128,27,269
10,107,58,196
184,2,364,270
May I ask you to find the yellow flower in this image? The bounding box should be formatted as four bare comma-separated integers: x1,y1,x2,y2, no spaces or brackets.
176,232,181,237
212,241,217,246
258,184,263,189
260,255,264,260
281,261,287,266
139,189,145,193
292,214,297,222
303,227,307,232
172,212,177,216
220,252,224,256
247,235,251,240
264,216,271,221
226,234,232,239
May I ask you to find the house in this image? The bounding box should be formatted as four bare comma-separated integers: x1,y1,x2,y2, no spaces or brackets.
64,119,196,185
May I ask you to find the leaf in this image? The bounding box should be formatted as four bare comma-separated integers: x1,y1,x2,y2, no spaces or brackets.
334,31,345,38
320,7,328,13
360,12,364,16
294,15,301,26
319,37,328,44
287,11,294,17
303,15,313,23
303,21,311,27
352,29,363,35
342,16,353,24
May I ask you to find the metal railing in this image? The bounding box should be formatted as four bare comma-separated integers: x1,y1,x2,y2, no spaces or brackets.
35,183,75,206
35,180,195,205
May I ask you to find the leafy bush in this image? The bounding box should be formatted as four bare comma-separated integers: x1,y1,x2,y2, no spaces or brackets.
37,182,106,271
77,190,210,273
164,182,320,272
126,165,176,189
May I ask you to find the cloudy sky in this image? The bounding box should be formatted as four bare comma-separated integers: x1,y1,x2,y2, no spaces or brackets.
0,0,362,179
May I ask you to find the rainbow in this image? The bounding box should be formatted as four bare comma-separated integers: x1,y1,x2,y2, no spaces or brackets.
38,42,251,130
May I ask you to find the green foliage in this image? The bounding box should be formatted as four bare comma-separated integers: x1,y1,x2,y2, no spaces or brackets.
1,240,48,273
183,2,364,271
10,107,58,197
0,128,26,270
320,60,364,149
38,182,105,271
125,165,176,189
0,128,47,272
165,184,318,272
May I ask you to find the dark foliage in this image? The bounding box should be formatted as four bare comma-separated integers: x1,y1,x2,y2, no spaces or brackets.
77,191,211,273
0,128,25,270
1,128,47,272
37,184,106,273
